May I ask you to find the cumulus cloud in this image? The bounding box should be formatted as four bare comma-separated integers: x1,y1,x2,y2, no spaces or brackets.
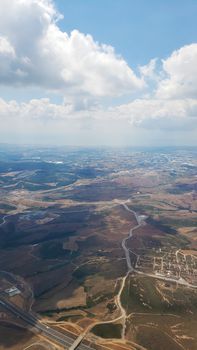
139,58,158,81
112,98,197,129
0,0,144,97
0,96,197,132
156,44,197,99
0,97,95,123
0,36,15,57
0,0,197,139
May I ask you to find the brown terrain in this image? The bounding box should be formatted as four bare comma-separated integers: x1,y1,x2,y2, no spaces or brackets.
0,146,196,350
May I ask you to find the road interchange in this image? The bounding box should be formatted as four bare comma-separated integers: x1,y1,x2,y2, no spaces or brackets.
0,299,93,350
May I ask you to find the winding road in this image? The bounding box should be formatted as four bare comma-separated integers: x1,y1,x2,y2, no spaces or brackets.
114,201,197,339
121,203,141,272
1,201,196,348
86,203,144,339
115,203,142,338
121,202,197,289
0,214,11,227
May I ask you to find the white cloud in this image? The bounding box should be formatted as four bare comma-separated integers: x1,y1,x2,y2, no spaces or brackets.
156,44,197,99
0,36,16,83
139,58,158,81
0,36,15,57
0,0,197,141
0,0,144,97
112,98,197,129
0,97,196,132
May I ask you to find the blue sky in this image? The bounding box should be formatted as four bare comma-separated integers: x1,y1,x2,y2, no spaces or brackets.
0,0,197,146
57,0,197,67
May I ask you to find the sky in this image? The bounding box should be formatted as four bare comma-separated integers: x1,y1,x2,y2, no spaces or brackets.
0,0,197,146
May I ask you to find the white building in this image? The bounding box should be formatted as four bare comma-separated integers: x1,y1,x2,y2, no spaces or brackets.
5,286,21,297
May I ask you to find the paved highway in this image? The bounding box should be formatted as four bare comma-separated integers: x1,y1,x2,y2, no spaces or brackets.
0,299,93,350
